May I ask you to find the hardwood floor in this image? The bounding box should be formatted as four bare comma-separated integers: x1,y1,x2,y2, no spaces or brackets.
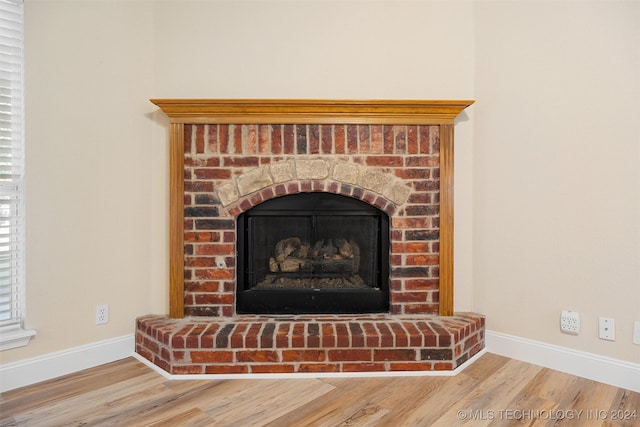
1,353,638,426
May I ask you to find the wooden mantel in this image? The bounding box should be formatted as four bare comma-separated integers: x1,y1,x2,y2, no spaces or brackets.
151,99,474,318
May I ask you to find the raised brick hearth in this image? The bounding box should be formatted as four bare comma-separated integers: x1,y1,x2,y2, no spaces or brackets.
137,100,483,375
137,313,484,374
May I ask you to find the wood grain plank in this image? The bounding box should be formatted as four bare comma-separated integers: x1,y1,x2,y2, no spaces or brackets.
203,379,335,426
2,355,637,427
264,377,396,427
146,407,213,427
429,359,543,426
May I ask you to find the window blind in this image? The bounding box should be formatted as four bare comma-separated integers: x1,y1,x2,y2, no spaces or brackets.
0,0,24,330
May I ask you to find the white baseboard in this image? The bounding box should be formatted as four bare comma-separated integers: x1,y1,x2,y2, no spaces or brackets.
0,334,134,393
486,330,640,393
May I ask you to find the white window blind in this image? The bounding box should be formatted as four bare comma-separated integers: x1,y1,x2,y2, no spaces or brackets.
0,0,33,350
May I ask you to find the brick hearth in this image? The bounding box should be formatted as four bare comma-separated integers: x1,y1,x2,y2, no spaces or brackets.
138,99,482,375
136,313,484,374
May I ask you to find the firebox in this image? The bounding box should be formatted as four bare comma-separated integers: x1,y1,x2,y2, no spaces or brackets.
236,192,390,314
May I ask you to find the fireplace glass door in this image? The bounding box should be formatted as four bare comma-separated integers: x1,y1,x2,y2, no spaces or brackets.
236,193,389,314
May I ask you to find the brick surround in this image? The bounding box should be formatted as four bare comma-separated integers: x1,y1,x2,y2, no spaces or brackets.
137,99,483,375
183,123,441,317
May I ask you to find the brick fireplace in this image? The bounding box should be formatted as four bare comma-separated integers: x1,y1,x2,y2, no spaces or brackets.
136,99,484,375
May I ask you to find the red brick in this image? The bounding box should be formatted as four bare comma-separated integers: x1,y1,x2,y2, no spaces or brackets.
194,269,233,280
184,281,219,293
348,323,365,347
389,323,409,347
184,256,216,268
307,323,320,348
236,350,279,363
283,125,294,154
362,322,380,347
404,303,438,315
365,156,403,167
245,323,263,348
342,362,386,372
370,125,383,154
232,125,243,153
276,323,290,348
195,124,205,154
195,244,235,256
393,292,428,303
258,124,270,154
418,125,430,154
194,168,231,179
402,322,424,347
184,124,193,153
260,322,276,348
328,349,371,362
358,125,370,152
205,364,249,374
346,125,358,153
244,124,257,153
206,124,218,153
321,323,336,347
190,350,234,363
271,125,282,154
230,323,248,348
173,364,204,374
291,323,305,347
463,332,479,352
373,349,416,362
407,125,418,154
184,157,220,168
282,350,326,362
218,124,229,153
420,348,453,361
405,279,439,290
434,362,454,371
309,124,320,154
223,156,259,167
334,125,345,153
320,125,333,154
406,254,439,266
334,323,350,347
251,364,295,373
389,362,433,371
298,363,340,373
375,323,394,347
194,293,233,305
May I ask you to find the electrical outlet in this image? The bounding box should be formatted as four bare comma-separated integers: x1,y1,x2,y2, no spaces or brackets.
598,316,615,341
633,321,640,346
96,304,109,325
560,310,580,335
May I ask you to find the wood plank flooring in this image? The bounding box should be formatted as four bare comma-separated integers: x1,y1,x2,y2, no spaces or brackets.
1,353,639,426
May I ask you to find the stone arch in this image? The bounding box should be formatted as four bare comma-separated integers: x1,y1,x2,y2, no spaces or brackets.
217,158,412,215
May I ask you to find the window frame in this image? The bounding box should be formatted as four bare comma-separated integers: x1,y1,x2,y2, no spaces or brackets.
0,0,34,351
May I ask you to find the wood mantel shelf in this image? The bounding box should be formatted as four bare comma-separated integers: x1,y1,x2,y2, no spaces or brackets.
151,99,474,318
151,99,474,124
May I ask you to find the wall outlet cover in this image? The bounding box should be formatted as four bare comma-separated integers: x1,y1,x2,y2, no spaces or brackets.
560,310,580,335
96,304,109,325
598,317,615,341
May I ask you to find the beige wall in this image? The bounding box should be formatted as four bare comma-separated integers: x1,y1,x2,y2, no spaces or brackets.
474,1,640,363
4,0,159,363
3,0,638,366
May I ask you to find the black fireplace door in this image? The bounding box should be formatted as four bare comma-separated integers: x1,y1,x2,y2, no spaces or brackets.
236,193,390,314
